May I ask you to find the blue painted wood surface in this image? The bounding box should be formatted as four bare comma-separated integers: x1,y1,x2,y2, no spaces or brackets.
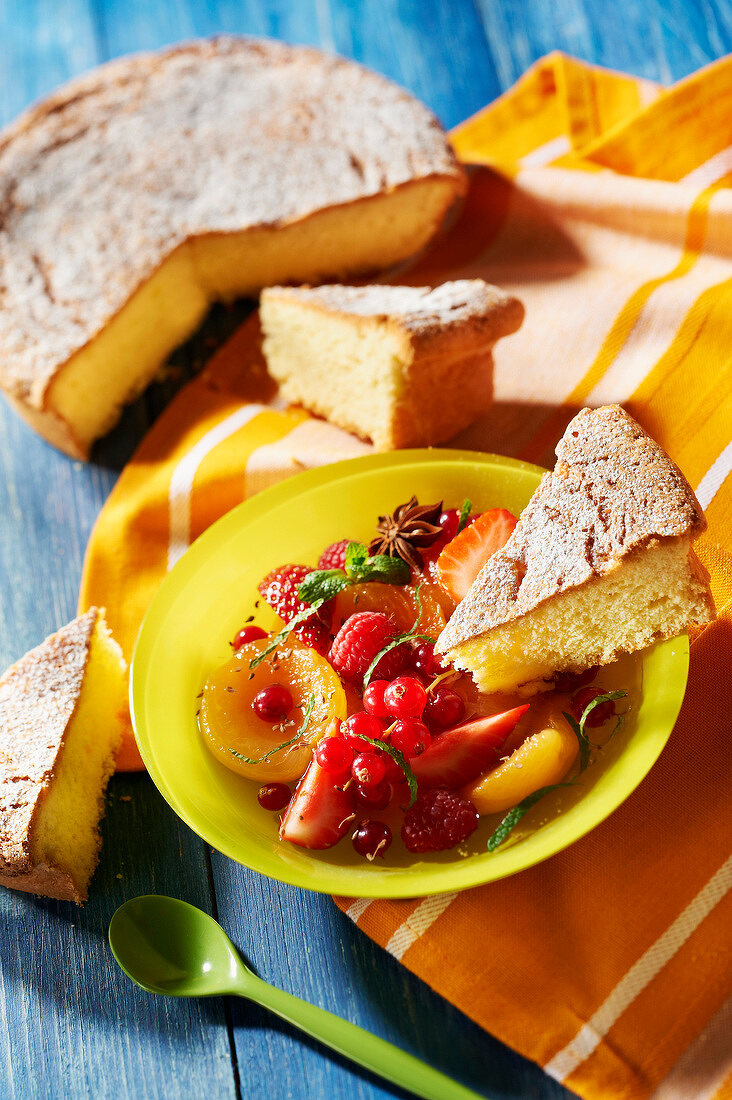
0,2,729,1098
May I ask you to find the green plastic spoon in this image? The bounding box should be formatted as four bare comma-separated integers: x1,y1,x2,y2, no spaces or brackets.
109,895,490,1100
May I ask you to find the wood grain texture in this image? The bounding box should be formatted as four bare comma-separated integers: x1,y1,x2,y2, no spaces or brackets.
0,0,727,1097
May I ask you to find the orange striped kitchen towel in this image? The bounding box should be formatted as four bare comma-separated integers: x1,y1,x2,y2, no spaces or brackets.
80,52,732,1100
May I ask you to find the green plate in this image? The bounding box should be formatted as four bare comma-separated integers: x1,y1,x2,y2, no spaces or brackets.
130,450,689,897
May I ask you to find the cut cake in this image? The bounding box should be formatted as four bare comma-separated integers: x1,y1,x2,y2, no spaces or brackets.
0,609,127,903
435,405,715,694
0,37,466,458
260,280,524,449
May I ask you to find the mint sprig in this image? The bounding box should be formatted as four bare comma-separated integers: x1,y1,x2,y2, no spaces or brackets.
487,782,575,851
457,498,472,533
297,542,410,606
357,733,418,808
229,693,316,764
487,689,628,852
362,585,435,688
562,690,628,772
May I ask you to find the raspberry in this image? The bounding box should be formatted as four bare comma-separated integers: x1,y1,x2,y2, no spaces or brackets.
258,563,332,653
328,612,410,684
318,539,354,572
401,789,479,853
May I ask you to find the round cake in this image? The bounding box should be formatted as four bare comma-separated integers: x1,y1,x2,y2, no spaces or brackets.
0,36,466,458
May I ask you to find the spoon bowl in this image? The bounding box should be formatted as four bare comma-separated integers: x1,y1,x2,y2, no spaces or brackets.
109,895,248,997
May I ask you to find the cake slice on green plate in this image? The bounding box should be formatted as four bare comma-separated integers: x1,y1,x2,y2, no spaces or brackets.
435,405,715,695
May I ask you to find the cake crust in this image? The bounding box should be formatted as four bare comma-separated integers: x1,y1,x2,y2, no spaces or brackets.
263,281,524,346
0,36,465,419
0,610,97,902
436,405,710,655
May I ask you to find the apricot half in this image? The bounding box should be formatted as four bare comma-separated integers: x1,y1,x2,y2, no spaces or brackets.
462,709,578,815
332,582,446,637
199,637,346,782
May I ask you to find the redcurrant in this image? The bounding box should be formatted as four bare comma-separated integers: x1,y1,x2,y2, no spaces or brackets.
314,736,354,775
572,687,615,727
362,680,390,718
257,783,291,811
252,684,293,722
352,820,392,860
438,508,460,542
412,642,445,679
423,686,465,731
351,752,386,788
343,711,383,752
390,718,431,758
354,781,392,810
383,675,427,719
233,624,268,650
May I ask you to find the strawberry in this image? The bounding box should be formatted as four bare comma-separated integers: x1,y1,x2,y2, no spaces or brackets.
318,539,354,572
401,789,479,853
258,563,332,653
279,755,355,849
436,508,517,602
328,612,410,684
410,705,529,790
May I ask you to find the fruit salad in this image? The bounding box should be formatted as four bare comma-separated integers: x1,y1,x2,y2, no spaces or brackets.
197,497,627,863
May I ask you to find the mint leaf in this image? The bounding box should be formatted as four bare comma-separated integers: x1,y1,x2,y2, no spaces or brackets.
562,711,591,772
248,602,325,670
298,569,350,604
580,690,627,730
360,554,410,585
362,584,435,688
229,693,316,764
457,499,472,533
345,541,368,574
344,544,410,586
487,782,574,851
357,733,418,808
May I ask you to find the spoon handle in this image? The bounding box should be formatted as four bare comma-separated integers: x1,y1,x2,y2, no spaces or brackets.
241,972,490,1100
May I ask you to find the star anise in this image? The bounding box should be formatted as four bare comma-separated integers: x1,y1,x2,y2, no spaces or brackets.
369,496,444,570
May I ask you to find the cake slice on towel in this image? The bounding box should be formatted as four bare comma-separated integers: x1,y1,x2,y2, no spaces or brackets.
259,280,524,449
435,405,715,695
0,609,126,903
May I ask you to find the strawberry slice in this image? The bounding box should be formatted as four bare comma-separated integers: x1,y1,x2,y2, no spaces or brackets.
410,705,529,790
436,508,517,602
279,757,355,849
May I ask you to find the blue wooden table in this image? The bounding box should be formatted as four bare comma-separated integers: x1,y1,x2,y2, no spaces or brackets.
0,3,729,1098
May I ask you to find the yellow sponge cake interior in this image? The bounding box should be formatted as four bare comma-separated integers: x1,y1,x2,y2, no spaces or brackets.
0,610,126,903
31,616,127,898
449,540,713,695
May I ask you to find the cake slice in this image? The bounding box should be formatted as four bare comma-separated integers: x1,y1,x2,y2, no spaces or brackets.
0,609,126,902
0,37,465,459
259,280,524,449
435,405,715,694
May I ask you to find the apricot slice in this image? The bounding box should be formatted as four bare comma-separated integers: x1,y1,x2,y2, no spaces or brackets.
199,637,346,782
332,582,446,637
462,709,578,815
